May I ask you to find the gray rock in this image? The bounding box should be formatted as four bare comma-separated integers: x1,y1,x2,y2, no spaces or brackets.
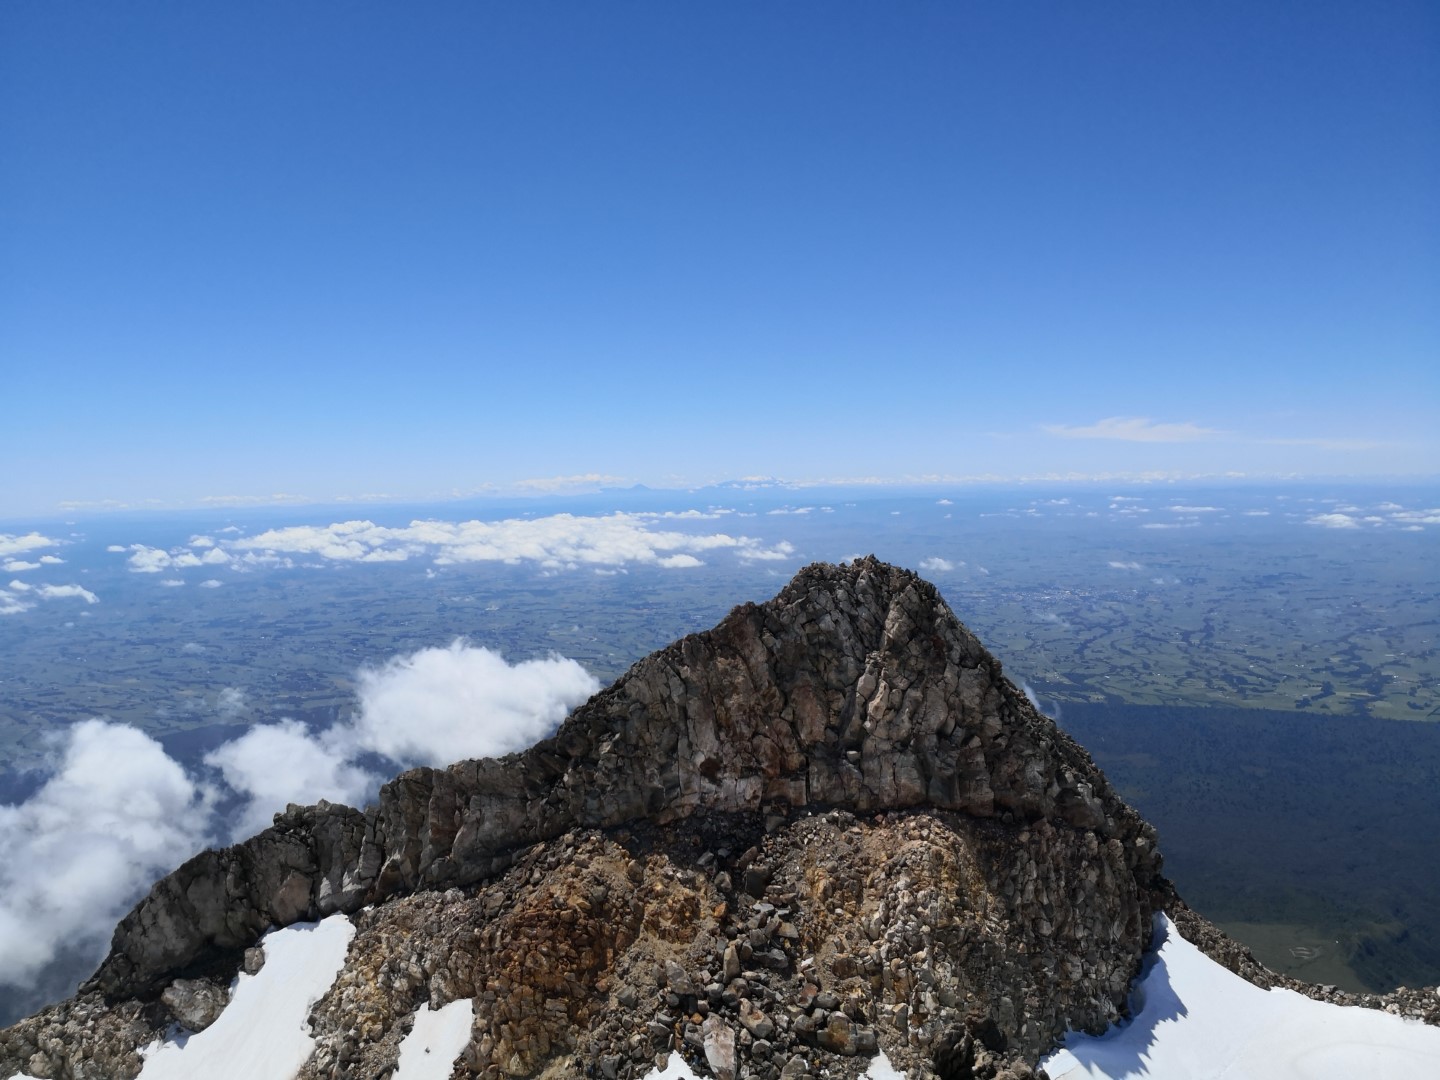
702,1015,737,1080
159,978,227,1032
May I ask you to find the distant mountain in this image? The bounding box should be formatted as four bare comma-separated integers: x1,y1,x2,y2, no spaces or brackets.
3,559,1435,1079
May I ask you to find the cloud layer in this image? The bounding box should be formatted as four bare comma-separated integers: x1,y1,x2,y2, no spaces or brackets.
113,513,796,576
0,721,214,991
0,641,601,1000
208,642,599,836
1043,417,1225,443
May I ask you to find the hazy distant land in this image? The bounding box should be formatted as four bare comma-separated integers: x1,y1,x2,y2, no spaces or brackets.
0,481,1436,1012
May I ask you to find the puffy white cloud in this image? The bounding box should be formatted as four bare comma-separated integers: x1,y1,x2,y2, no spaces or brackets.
350,642,599,767
206,721,380,838
1,639,605,1001
216,687,247,718
160,579,186,588
208,642,599,841
1107,561,1143,570
124,545,174,573
199,579,223,588
3,560,41,572
919,557,956,572
34,584,98,604
0,721,214,990
1169,505,1221,513
738,540,796,562
39,555,64,565
1043,417,1224,443
1389,508,1440,525
1,581,98,608
0,533,59,558
1306,513,1360,529
222,513,794,570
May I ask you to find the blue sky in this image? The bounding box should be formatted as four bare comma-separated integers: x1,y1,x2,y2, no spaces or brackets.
2,2,1436,516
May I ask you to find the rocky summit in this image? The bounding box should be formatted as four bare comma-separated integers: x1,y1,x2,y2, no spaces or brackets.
2,558,1434,1080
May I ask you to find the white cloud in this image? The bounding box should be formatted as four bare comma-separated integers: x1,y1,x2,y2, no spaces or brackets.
1,581,98,609
0,721,214,991
160,579,186,587
3,560,41,572
199,579,224,588
936,499,953,505
1306,513,1361,529
350,642,599,767
208,642,600,840
124,545,174,573
39,555,64,565
1043,417,1224,443
213,513,795,571
1389,508,1440,525
513,473,627,493
0,533,60,559
1169,505,1221,513
0,637,607,1002
1141,522,1202,529
1108,561,1143,570
216,687,247,719
35,584,98,604
1242,510,1271,516
919,557,956,572
737,540,796,562
206,721,380,838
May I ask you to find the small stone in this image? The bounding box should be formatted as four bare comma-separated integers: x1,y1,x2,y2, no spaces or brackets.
665,960,696,996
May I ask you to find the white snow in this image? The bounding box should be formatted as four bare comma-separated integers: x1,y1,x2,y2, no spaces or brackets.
136,912,354,1080
1042,914,1440,1079
641,1048,906,1080
394,998,475,1080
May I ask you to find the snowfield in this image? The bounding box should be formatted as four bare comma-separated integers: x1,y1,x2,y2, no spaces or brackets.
395,998,476,1080
136,913,354,1080
10,911,1439,1080
1041,914,1440,1079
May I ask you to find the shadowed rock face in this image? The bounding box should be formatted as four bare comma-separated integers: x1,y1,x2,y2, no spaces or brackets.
87,558,1162,1001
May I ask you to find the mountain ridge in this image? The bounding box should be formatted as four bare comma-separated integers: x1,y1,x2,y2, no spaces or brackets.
3,558,1434,1080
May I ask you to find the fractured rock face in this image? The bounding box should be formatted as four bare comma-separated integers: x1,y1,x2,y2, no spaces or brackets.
1,559,1181,1079
83,559,1160,1006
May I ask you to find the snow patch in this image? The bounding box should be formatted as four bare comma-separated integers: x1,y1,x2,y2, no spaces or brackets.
394,999,475,1080
642,1049,906,1080
1042,914,1440,1079
137,913,354,1079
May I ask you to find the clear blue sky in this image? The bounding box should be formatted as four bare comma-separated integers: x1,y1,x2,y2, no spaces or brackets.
3,2,1436,515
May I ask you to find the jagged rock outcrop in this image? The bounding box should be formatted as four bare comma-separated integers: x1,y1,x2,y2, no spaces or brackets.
16,558,1424,1080
89,557,1161,1004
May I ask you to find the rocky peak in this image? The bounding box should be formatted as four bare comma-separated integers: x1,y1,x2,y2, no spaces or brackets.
89,558,1160,1002
2,559,1176,1080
